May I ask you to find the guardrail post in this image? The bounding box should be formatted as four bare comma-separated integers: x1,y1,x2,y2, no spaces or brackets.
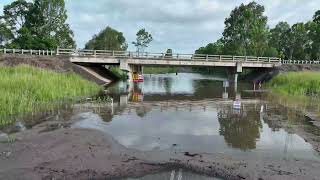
3,48,6,54
177,53,179,59
112,51,114,57
219,55,222,61
162,53,165,59
245,56,247,62
38,50,40,55
206,55,209,61
268,57,270,62
46,50,49,56
13,49,15,54
94,50,97,57
30,49,32,55
56,48,60,55
21,49,24,54
50,50,53,56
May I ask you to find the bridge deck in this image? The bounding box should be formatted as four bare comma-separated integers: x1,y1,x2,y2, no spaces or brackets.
2,48,318,66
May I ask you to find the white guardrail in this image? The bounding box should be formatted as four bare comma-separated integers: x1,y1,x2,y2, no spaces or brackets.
5,48,319,64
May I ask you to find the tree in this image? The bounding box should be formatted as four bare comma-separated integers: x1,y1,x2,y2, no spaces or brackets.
132,28,153,53
1,0,32,37
85,26,127,50
308,11,320,60
269,22,290,58
195,39,224,55
286,23,310,60
0,22,13,46
222,2,268,56
25,0,75,49
314,10,320,24
264,47,278,57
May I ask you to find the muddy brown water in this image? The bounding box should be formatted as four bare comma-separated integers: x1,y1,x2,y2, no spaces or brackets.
2,73,320,180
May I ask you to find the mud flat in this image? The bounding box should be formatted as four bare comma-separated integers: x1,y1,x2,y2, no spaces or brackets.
0,125,320,180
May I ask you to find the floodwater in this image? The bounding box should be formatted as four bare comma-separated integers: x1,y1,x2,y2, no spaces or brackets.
72,73,320,162
2,73,320,180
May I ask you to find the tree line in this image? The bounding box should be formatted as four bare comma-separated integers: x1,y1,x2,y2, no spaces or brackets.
0,0,75,50
85,27,153,53
196,2,320,60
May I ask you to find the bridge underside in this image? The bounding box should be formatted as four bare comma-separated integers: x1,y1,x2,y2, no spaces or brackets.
70,56,280,85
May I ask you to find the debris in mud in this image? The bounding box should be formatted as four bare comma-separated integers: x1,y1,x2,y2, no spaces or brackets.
184,152,199,157
0,151,12,158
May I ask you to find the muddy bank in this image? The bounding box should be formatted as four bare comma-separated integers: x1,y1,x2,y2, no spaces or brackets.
277,64,320,72
0,125,320,180
0,54,113,85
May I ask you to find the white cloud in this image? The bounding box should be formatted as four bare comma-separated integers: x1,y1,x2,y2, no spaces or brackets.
1,0,319,53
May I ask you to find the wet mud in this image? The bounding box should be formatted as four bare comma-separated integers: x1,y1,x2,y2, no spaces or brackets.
0,126,320,180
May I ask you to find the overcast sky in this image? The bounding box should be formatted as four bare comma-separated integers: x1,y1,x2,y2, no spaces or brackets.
0,0,319,53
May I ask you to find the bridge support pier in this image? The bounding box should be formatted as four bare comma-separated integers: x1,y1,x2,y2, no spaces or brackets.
234,73,238,92
120,60,143,82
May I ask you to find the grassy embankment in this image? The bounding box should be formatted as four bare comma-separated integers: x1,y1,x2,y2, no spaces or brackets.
268,72,320,97
0,65,102,126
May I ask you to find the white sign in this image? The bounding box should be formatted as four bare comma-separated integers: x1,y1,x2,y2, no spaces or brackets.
223,81,230,88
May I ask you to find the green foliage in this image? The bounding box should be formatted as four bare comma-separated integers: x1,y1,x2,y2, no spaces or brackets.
85,26,127,50
132,28,153,53
268,72,320,97
195,39,224,55
308,11,320,60
288,23,310,60
110,67,128,80
195,2,320,61
143,66,177,74
0,65,101,125
264,47,279,57
222,2,268,56
269,22,290,58
1,0,32,36
0,22,13,46
0,0,75,49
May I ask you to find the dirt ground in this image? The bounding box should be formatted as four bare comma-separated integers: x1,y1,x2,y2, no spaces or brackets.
0,124,320,180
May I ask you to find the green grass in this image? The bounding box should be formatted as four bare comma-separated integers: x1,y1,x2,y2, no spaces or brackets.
268,72,320,97
0,65,102,126
143,66,177,74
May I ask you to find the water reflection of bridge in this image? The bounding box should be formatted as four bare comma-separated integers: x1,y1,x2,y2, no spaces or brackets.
106,78,262,106
77,98,269,151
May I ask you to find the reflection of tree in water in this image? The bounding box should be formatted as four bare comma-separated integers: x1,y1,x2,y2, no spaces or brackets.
263,104,301,132
135,106,152,118
192,80,229,99
218,105,262,151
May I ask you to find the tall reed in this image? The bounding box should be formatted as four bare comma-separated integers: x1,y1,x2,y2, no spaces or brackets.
268,72,320,97
0,65,102,126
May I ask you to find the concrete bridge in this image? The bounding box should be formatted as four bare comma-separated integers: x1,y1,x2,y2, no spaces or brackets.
2,48,318,84
57,49,281,73
0,48,281,69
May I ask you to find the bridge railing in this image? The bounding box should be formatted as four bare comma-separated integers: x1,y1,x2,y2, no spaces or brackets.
0,48,55,56
0,48,288,63
280,60,320,64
